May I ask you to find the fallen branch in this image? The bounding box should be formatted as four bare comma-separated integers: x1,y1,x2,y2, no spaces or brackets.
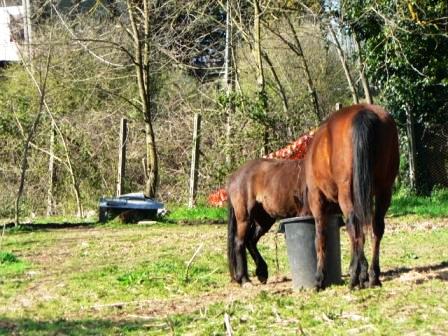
184,243,204,282
224,313,233,336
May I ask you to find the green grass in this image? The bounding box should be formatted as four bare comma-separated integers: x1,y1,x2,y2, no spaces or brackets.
0,251,19,264
1,190,447,334
0,217,447,335
389,188,448,218
167,279,448,335
0,251,28,277
0,251,30,304
165,205,227,222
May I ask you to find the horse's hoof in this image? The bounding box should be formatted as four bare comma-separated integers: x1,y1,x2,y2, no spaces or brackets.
369,278,382,288
358,281,369,289
257,277,268,284
242,281,253,288
315,271,325,290
358,273,369,289
349,277,359,290
256,272,268,284
315,278,325,291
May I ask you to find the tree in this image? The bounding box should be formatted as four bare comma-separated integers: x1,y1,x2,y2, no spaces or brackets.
342,0,448,193
126,0,159,198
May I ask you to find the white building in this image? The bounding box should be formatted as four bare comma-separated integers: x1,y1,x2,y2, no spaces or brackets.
0,6,23,62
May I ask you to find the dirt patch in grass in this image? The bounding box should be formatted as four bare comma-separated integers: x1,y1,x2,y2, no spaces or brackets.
90,276,293,319
95,260,448,321
386,216,448,232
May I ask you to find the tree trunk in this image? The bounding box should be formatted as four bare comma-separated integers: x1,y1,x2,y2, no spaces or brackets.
353,32,373,104
223,0,234,167
253,0,268,155
405,105,417,191
145,120,158,198
15,105,43,226
328,25,359,105
262,50,289,114
127,0,159,198
23,0,32,58
264,16,321,122
285,15,321,122
15,50,51,226
46,120,55,216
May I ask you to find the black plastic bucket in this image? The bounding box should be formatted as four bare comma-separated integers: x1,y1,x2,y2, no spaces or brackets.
279,215,344,289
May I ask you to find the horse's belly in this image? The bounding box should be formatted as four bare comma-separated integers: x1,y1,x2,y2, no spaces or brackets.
258,194,299,219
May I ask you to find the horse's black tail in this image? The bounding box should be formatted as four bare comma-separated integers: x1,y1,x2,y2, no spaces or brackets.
227,197,237,281
352,109,379,231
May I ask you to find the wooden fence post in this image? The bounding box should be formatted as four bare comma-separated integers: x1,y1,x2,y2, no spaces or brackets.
116,118,128,196
189,114,201,208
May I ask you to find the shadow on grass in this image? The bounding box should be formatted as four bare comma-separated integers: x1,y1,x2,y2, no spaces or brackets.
383,260,448,282
0,317,171,335
2,222,97,232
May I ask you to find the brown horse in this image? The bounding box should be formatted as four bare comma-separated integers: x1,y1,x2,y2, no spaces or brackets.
304,104,399,290
227,158,310,285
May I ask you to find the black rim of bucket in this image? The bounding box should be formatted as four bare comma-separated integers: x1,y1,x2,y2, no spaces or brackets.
279,216,315,225
278,215,345,231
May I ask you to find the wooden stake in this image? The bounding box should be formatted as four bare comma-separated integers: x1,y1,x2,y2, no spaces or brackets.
116,118,128,196
188,114,201,208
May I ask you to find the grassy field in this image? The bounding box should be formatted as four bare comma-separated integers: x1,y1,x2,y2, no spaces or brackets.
1,210,448,335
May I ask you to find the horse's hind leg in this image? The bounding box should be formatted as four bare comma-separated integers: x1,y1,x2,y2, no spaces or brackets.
346,213,369,289
246,219,274,284
338,187,368,289
369,189,392,287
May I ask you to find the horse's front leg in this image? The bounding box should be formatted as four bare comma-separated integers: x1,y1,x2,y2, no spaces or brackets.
314,214,328,291
308,189,328,290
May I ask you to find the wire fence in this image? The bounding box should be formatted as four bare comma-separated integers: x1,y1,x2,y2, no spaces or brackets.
422,123,448,189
